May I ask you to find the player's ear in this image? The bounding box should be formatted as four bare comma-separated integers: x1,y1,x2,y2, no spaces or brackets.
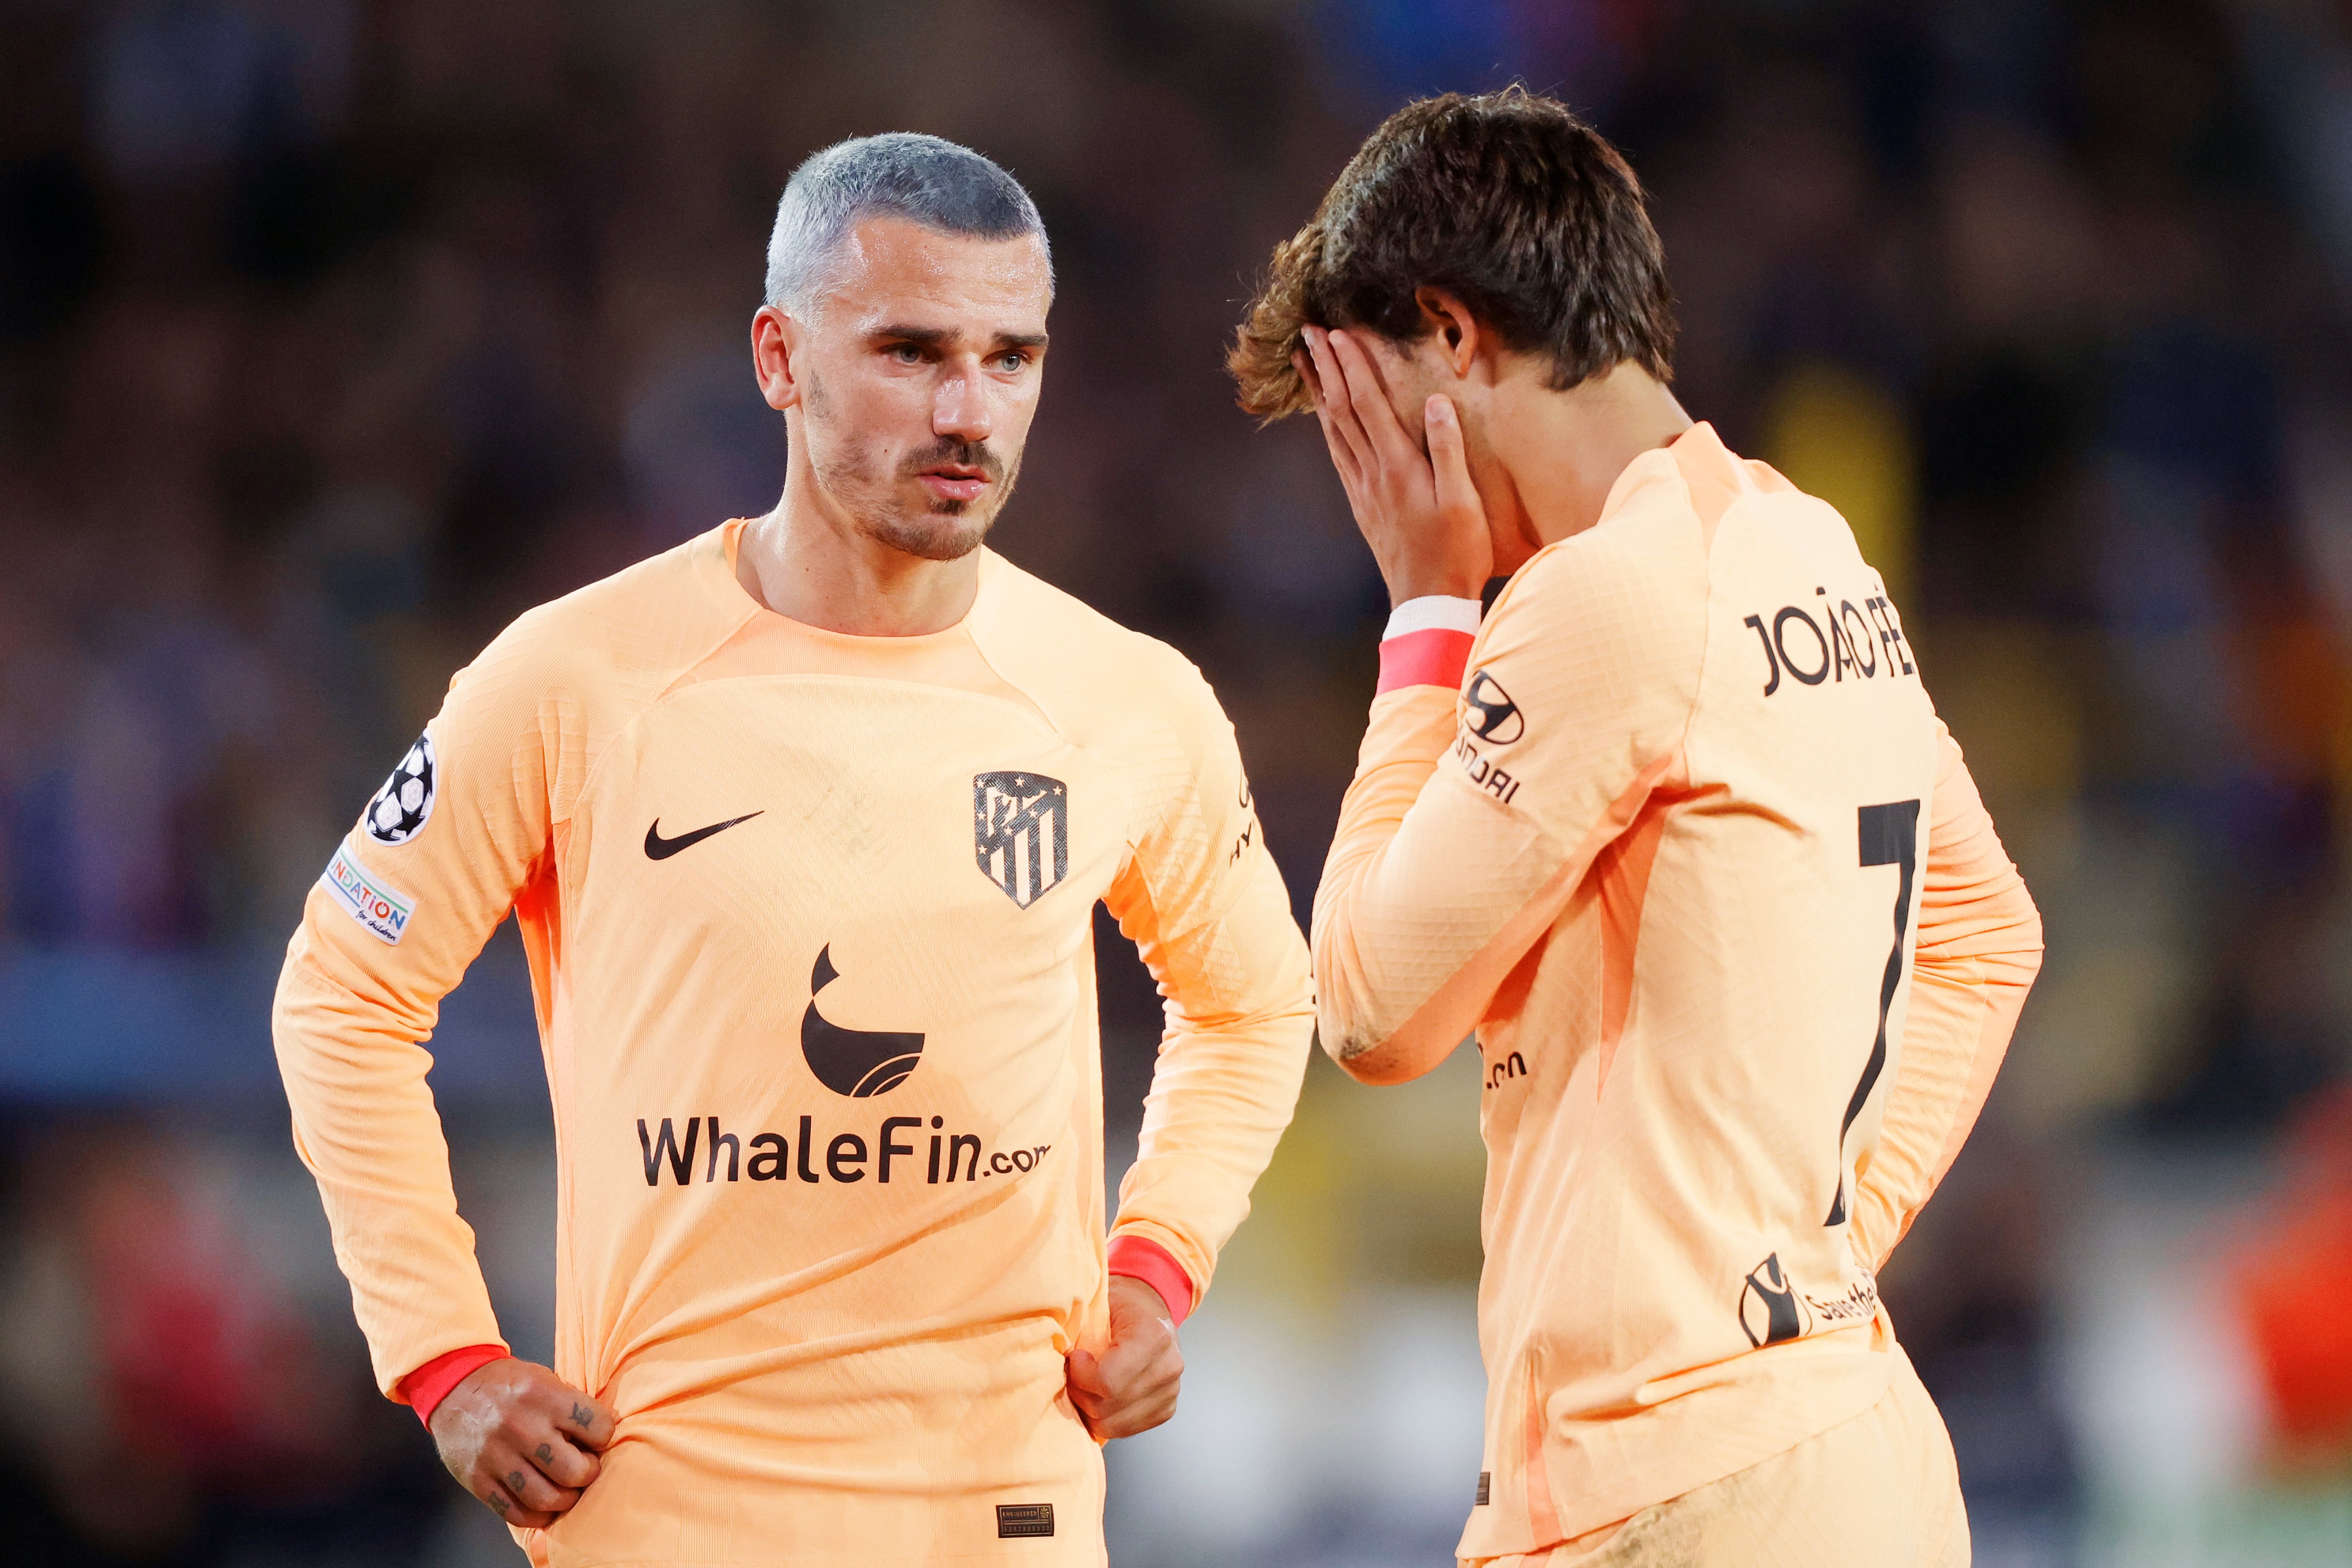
1413,287,1482,383
751,305,805,413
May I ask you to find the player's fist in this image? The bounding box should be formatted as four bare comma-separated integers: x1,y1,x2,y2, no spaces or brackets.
1296,324,1492,604
429,1357,615,1530
1066,1275,1184,1440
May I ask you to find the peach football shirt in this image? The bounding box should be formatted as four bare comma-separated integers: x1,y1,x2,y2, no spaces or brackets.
274,522,1313,1566
1315,425,2042,1558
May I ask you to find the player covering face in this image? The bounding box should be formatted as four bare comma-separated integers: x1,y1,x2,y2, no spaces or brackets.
275,133,1312,1565
1233,89,2041,1566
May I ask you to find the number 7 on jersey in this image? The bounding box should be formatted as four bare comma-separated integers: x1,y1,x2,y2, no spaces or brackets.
1826,799,1921,1227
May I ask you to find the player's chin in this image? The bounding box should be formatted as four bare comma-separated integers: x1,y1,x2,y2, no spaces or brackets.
870,504,994,562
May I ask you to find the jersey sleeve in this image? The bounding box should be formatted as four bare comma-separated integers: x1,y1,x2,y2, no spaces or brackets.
1846,721,2043,1269
271,614,574,1398
1312,531,1707,1081
1102,657,1314,1312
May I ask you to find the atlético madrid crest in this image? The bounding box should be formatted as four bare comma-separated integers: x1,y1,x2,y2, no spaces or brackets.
974,772,1067,909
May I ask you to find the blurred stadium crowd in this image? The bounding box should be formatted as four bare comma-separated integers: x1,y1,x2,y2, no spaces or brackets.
7,0,2352,1563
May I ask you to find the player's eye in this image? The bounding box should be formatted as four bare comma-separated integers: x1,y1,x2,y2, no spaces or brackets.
993,351,1030,373
888,343,924,365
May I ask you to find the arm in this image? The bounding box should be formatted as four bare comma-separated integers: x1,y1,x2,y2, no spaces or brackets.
1294,326,1701,1084
1312,571,1697,1084
1069,660,1314,1437
1311,621,1542,1082
1846,722,2043,1269
271,622,610,1524
1102,661,1314,1302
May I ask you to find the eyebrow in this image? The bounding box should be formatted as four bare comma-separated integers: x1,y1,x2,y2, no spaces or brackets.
869,323,1050,351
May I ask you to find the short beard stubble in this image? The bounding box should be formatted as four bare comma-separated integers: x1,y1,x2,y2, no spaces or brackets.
804,372,1021,563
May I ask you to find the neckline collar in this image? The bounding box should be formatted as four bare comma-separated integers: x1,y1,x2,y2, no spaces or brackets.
695,517,991,644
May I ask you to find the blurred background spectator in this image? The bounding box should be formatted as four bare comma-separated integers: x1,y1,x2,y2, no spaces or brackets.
7,0,2352,1563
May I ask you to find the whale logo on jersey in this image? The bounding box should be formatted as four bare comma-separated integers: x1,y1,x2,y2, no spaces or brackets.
975,772,1067,908
1462,670,1524,744
801,945,924,1097
1737,1252,1813,1348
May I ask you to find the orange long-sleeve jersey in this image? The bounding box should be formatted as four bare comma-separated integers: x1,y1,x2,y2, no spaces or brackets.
1314,424,2042,1559
272,522,1313,1566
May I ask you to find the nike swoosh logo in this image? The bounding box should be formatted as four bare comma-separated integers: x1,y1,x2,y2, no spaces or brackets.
644,811,764,860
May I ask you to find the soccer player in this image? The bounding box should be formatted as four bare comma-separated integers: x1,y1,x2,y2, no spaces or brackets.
1230,91,2042,1565
274,133,1312,1564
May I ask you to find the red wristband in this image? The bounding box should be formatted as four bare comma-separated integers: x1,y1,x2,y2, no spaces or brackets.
1377,627,1474,693
398,1343,509,1428
1107,1235,1195,1325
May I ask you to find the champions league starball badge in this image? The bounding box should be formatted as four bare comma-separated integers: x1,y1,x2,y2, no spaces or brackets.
364,732,437,846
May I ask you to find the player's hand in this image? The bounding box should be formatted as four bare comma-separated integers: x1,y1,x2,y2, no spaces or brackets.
428,1357,616,1530
1297,325,1492,605
1066,1275,1184,1439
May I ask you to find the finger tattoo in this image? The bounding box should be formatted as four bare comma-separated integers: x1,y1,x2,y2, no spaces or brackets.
491,1491,512,1516
508,1471,528,1495
537,1443,554,1463
570,1402,595,1429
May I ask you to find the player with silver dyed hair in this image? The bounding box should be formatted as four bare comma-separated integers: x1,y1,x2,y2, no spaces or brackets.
740,132,1058,571
275,124,1311,1566
765,131,1053,316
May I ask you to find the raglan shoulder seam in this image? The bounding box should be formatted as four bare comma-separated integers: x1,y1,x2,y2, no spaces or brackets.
462,542,759,830
965,557,1203,851
561,599,758,830
1676,483,1758,788
970,582,1250,948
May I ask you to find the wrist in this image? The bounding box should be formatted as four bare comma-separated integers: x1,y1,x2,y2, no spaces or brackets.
1386,569,1487,606
400,1344,511,1430
1106,1234,1194,1325
1380,595,1482,640
1376,595,1480,693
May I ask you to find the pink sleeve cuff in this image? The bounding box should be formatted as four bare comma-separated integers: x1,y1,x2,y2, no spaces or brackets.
1107,1235,1195,1325
1376,627,1475,693
397,1343,509,1428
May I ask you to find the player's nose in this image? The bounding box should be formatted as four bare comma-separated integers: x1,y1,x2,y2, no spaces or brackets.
933,366,993,444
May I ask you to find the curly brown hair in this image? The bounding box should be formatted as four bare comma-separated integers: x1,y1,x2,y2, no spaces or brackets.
1229,87,1676,419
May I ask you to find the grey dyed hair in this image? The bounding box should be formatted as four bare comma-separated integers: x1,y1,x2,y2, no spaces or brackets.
763,132,1051,316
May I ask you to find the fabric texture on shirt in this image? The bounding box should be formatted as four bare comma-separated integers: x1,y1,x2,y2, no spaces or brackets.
1463,1346,1967,1567
1315,424,2041,1558
273,522,1313,1565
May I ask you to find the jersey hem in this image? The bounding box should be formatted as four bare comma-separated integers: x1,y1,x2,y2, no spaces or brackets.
1458,1340,1897,1557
